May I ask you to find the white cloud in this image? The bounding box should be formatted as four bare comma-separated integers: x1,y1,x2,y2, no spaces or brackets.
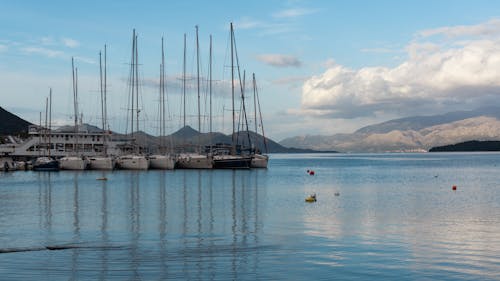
74,56,95,64
418,19,500,39
300,19,500,119
62,38,79,48
256,54,302,67
273,8,317,19
21,46,65,58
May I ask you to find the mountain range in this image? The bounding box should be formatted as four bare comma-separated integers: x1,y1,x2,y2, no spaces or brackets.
279,107,500,152
0,106,316,153
3,105,500,153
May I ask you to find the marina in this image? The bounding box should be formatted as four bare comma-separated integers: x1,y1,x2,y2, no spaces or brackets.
1,153,500,280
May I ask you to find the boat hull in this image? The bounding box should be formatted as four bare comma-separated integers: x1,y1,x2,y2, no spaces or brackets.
176,154,213,169
251,154,268,168
213,155,252,169
117,155,149,170
59,156,89,170
149,155,175,170
33,157,60,171
89,156,115,170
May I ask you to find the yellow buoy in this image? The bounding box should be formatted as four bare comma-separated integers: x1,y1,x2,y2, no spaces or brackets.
305,193,317,202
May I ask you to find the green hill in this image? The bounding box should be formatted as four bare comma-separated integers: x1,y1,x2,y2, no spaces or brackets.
429,140,500,152
0,107,33,136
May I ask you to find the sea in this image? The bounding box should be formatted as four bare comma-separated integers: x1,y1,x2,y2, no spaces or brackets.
1,152,500,280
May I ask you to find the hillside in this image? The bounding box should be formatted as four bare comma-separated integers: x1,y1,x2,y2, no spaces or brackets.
280,107,500,153
0,107,33,136
429,141,500,152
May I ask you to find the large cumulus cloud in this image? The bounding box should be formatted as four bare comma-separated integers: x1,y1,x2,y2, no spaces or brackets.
301,20,500,119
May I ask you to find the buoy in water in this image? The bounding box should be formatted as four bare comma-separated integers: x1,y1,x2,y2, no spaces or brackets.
452,185,457,191
309,170,315,176
305,193,317,202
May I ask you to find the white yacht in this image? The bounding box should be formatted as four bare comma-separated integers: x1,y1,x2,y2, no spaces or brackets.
149,154,175,170
59,156,89,170
89,156,115,170
116,154,149,170
251,153,269,168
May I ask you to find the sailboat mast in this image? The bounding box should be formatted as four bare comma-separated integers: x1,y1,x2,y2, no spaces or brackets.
209,34,212,135
73,62,80,155
99,51,105,139
230,22,235,150
196,25,202,134
103,44,108,155
72,57,78,153
161,37,166,148
135,32,139,141
130,29,135,138
253,73,257,133
44,97,48,155
48,89,52,157
183,33,187,128
254,74,268,153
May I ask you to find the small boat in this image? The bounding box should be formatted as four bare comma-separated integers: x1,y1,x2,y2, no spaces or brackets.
1,157,17,171
251,153,268,168
305,193,317,203
33,156,60,171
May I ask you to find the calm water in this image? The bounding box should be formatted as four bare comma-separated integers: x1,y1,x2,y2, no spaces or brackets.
1,153,500,280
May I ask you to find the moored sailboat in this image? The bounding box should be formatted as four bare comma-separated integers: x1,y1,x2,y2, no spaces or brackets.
149,37,175,170
175,27,212,169
250,73,268,168
116,29,149,170
212,22,253,169
59,58,90,170
89,46,115,170
33,89,59,171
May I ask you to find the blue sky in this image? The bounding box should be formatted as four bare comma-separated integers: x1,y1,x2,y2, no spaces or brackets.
2,1,500,140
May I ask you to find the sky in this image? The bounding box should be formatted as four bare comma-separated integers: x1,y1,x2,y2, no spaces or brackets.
2,0,500,141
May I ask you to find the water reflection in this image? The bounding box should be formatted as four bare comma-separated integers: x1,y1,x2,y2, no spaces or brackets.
1,170,265,280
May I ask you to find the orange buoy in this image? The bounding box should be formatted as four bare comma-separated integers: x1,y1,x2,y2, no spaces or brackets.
452,185,457,191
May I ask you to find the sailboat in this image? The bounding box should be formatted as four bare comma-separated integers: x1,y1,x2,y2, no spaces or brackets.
176,26,213,169
33,89,60,171
89,45,116,170
116,29,150,170
250,73,268,168
212,22,252,169
59,58,90,170
149,37,176,170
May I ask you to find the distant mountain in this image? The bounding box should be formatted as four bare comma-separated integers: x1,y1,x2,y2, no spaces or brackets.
280,107,500,153
429,140,500,152
114,126,317,153
0,107,33,136
355,107,500,134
